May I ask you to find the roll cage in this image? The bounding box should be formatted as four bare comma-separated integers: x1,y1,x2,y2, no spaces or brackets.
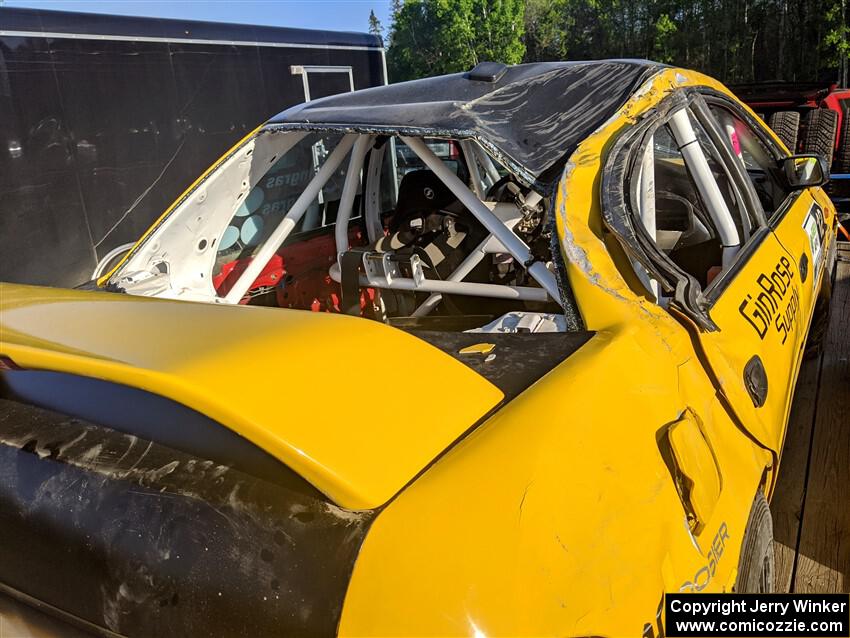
108,125,582,331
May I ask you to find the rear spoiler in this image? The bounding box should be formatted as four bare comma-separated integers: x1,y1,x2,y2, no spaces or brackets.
0,282,503,509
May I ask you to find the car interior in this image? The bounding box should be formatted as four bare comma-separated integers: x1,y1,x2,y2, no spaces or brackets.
650,121,751,289
631,104,788,298
110,130,571,336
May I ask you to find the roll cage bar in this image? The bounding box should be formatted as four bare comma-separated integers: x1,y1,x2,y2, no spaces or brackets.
603,89,779,330
220,129,564,309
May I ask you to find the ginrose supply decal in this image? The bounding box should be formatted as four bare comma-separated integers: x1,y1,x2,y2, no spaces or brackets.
665,593,849,637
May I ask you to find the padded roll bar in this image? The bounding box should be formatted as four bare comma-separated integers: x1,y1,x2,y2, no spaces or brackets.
668,109,740,266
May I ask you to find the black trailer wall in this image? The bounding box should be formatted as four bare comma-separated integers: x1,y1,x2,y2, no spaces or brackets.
0,8,384,287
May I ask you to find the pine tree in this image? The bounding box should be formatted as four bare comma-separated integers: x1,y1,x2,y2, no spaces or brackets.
368,9,384,38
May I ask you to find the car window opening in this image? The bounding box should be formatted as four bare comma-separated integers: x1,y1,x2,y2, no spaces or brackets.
707,104,789,217
631,106,768,302
110,129,573,335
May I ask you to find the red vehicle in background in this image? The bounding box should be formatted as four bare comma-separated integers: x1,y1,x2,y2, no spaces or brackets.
732,82,850,220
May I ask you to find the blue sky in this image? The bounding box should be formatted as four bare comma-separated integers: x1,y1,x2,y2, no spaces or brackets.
3,0,393,35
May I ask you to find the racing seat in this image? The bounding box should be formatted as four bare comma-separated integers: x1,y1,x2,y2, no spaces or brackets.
339,170,484,314
375,169,470,264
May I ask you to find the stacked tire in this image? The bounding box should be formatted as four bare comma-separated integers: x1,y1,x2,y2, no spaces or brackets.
765,107,850,175
801,109,839,168
768,111,800,152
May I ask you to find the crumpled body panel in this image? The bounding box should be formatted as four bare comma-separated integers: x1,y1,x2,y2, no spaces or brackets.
0,398,372,637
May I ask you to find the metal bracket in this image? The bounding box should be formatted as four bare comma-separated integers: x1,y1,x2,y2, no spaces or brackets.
362,252,425,288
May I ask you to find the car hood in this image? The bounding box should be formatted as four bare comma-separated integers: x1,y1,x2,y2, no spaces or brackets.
0,283,503,509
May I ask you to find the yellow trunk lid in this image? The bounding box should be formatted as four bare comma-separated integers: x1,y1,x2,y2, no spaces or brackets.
0,284,503,509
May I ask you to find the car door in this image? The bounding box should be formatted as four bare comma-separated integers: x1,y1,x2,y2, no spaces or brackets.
707,100,834,328
603,94,803,453
768,162,833,335
686,96,813,453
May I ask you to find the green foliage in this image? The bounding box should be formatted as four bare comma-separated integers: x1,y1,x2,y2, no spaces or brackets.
652,13,677,64
386,0,526,81
523,0,571,61
823,0,849,85
470,0,527,66
386,0,849,84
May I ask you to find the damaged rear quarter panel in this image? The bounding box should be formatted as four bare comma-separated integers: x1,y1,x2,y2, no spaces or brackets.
554,69,682,332
339,330,707,637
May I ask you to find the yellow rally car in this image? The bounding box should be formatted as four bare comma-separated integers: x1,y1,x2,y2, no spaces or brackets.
0,61,837,637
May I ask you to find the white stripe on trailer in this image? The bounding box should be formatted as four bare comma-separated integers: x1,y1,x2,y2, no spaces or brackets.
0,29,381,52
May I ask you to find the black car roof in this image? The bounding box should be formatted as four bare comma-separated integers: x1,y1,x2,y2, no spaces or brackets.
270,60,664,185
